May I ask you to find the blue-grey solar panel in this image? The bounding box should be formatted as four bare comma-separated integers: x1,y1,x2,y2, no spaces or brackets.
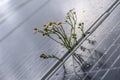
0,0,119,80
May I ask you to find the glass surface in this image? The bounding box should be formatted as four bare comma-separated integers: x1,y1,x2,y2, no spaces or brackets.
0,0,118,80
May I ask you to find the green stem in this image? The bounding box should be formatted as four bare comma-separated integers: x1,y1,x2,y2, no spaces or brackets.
47,35,64,46
53,26,71,49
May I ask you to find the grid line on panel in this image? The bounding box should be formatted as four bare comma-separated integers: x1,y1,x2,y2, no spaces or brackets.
81,21,120,80
0,0,50,43
0,0,33,24
100,47,120,80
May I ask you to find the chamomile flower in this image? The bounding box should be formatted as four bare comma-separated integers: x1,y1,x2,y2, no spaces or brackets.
34,27,39,33
57,22,62,26
48,22,54,26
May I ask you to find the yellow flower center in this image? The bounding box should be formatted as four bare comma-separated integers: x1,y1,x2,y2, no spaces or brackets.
48,22,54,26
34,27,39,32
57,22,62,25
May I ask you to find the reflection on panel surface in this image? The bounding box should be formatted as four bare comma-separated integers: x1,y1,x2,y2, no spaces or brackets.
0,0,117,80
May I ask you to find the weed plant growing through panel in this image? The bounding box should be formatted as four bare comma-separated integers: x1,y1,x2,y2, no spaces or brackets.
34,9,86,60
